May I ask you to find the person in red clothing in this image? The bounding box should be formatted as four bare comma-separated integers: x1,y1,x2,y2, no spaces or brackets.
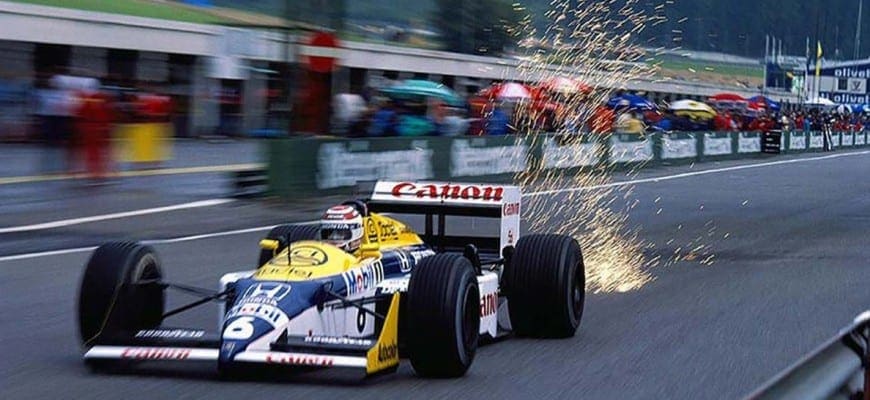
713,112,730,131
75,89,114,182
589,105,615,135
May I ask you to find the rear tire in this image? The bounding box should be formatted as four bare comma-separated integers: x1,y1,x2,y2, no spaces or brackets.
405,254,480,378
504,234,585,338
78,242,165,347
257,224,319,266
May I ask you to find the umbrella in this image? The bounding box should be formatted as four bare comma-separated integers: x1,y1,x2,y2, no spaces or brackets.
836,104,852,115
805,97,836,106
380,80,464,107
542,76,591,95
669,99,717,120
478,82,532,100
748,95,781,112
606,94,656,111
709,93,747,102
708,93,748,111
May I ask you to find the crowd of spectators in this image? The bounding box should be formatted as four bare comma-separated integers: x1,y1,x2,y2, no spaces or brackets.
0,68,173,181
333,85,870,139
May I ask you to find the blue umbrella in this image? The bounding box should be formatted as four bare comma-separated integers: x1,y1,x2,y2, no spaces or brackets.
380,80,465,107
606,94,655,111
749,95,781,112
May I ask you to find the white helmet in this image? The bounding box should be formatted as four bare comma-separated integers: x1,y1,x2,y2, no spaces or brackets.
319,205,364,253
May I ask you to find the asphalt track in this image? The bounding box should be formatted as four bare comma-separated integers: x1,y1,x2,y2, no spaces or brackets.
2,148,870,399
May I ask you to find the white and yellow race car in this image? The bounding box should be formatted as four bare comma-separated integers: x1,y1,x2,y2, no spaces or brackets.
77,180,585,378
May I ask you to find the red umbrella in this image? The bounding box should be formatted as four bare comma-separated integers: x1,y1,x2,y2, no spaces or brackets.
478,82,533,100
709,93,747,102
542,76,592,95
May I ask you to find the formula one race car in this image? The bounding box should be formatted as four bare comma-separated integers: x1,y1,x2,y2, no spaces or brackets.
78,181,585,378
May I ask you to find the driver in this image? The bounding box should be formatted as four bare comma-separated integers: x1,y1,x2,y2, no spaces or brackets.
319,205,364,253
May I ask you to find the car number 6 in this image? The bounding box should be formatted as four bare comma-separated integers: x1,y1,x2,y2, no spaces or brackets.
224,316,255,339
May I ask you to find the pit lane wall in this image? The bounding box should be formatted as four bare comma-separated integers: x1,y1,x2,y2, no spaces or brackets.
265,131,870,197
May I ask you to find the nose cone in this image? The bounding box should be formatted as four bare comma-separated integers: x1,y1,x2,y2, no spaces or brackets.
218,279,324,363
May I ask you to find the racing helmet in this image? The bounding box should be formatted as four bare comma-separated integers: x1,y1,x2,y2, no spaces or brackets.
319,205,364,253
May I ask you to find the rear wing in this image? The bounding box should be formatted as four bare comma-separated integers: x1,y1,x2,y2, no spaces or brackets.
366,181,520,256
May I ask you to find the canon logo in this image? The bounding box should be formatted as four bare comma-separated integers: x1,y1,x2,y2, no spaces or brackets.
265,354,335,366
391,182,504,202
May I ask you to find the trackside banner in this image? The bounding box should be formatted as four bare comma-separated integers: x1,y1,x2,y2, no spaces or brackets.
264,131,870,197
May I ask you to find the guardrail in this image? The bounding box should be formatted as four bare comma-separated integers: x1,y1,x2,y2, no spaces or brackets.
746,311,870,400
264,130,870,198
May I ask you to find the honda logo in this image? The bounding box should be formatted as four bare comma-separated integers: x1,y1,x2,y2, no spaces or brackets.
242,283,292,301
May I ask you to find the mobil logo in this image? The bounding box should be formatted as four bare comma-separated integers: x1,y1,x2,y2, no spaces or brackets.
390,182,504,202
342,261,384,295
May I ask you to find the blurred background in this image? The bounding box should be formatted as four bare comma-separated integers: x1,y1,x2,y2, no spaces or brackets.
0,0,867,178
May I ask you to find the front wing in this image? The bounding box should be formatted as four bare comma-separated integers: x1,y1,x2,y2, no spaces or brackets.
83,293,401,375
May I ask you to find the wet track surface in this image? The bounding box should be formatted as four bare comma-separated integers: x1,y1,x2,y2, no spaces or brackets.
2,146,870,399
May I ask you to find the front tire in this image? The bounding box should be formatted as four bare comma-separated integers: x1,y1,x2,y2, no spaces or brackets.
504,234,585,338
405,254,480,378
78,242,165,347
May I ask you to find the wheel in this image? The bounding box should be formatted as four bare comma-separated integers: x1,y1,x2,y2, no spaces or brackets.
405,254,480,378
257,224,319,266
78,241,165,347
504,234,585,338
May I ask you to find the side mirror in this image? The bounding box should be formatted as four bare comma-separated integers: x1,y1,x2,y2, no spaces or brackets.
359,243,381,258
259,239,280,251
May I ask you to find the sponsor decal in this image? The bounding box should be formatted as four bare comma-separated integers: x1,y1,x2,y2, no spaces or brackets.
287,268,312,279
365,218,378,243
507,229,514,245
342,261,385,296
303,336,373,347
409,249,435,262
390,182,504,202
377,279,409,294
265,354,335,366
227,303,289,327
378,220,399,240
120,347,191,360
242,282,292,302
396,250,411,273
377,342,398,362
450,139,528,176
480,292,498,317
135,329,205,339
316,142,434,189
503,202,520,216
290,246,329,266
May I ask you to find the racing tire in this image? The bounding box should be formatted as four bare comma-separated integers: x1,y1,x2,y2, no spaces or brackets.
257,224,319,266
78,242,165,347
405,254,480,378
504,234,585,338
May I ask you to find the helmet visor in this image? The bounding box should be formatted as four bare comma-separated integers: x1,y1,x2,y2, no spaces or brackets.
320,227,352,241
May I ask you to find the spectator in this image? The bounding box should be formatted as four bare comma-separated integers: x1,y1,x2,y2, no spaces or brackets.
367,99,398,137
397,103,435,137
485,104,511,136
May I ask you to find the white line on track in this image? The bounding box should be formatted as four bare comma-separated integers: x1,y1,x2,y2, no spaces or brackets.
2,149,868,262
0,199,234,234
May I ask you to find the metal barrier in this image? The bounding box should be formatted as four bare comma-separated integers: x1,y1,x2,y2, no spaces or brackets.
264,131,870,198
746,311,870,400
230,169,268,198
